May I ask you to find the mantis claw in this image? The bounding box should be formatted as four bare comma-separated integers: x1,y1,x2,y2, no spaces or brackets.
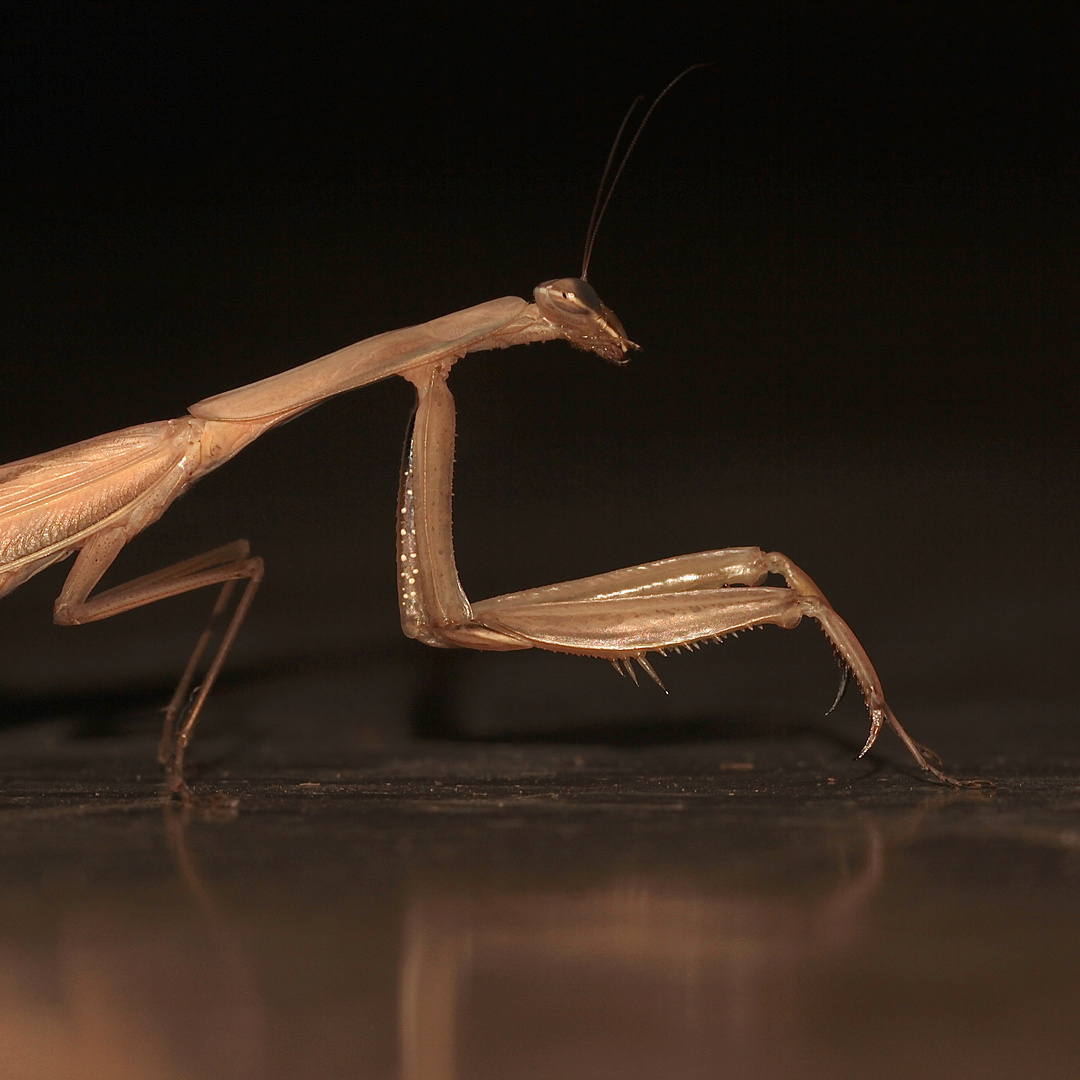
856,709,885,760
826,661,852,715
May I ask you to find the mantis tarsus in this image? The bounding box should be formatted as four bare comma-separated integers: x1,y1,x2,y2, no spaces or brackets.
0,71,969,795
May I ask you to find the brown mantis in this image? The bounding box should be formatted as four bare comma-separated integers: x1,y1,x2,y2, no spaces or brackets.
0,72,967,795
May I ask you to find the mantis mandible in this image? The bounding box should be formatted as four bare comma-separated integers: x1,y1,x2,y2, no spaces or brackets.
0,70,966,794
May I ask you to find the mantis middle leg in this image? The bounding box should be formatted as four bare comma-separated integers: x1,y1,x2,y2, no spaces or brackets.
399,361,964,787
52,531,263,795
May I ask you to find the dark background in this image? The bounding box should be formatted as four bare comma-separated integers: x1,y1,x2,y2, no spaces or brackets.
1,4,1078,768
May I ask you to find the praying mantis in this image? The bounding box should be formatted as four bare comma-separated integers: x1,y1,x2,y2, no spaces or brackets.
0,71,968,795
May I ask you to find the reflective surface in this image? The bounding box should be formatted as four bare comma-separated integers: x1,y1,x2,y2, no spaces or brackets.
2,728,1080,1080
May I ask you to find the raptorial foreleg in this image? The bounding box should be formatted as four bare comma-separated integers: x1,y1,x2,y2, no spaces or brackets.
398,361,969,786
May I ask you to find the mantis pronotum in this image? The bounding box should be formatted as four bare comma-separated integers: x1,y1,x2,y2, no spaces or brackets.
0,71,967,794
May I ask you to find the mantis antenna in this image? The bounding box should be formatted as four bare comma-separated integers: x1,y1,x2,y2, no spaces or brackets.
580,63,714,282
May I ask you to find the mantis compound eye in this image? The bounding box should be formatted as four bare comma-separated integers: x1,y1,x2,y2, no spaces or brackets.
540,277,603,315
534,277,603,319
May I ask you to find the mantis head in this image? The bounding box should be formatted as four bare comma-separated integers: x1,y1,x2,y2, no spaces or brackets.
534,277,639,364
532,67,708,367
